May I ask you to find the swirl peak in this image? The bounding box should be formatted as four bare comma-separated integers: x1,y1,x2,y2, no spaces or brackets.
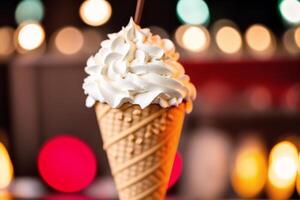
83,18,196,112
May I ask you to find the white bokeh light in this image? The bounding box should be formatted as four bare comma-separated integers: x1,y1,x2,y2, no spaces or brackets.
80,0,112,26
182,26,210,52
279,0,300,25
17,22,45,51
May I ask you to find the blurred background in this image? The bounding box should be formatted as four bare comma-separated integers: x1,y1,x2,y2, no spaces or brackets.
1,0,300,199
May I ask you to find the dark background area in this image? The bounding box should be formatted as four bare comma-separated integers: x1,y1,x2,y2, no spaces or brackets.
0,64,9,130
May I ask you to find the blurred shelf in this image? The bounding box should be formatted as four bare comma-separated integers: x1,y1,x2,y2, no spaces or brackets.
192,110,300,131
183,58,300,92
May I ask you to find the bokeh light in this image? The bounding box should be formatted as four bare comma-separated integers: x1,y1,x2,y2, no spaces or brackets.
268,141,298,199
269,141,298,163
297,152,300,195
283,27,300,54
248,86,272,111
245,24,272,52
175,24,190,48
85,177,118,199
199,81,233,114
15,0,44,24
79,0,112,26
295,26,300,48
168,152,183,189
55,27,84,55
245,24,276,58
215,26,242,54
279,0,300,25
231,136,267,198
176,0,210,25
184,128,231,199
0,143,14,189
0,27,15,59
181,26,210,52
38,135,97,192
10,177,46,199
284,84,300,111
16,22,45,51
0,191,12,200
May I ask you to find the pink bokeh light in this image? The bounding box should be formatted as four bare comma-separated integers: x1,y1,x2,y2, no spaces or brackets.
38,135,97,192
168,152,183,189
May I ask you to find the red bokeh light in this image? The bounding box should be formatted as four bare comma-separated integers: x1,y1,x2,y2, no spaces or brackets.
168,152,183,189
249,86,272,111
283,84,300,111
38,135,97,192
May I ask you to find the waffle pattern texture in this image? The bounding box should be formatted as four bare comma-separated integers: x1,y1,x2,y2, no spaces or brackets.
95,102,186,200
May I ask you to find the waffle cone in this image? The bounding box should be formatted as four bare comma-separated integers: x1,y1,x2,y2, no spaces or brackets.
95,102,186,200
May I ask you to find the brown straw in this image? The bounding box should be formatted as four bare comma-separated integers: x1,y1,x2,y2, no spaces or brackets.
134,0,145,24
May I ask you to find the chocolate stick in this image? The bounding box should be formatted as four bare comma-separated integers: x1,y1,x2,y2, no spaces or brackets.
134,0,145,25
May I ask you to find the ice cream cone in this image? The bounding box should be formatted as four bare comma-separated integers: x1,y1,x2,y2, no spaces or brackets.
95,102,186,200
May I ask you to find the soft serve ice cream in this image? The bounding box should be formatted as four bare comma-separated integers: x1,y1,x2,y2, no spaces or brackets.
85,18,196,200
83,18,196,112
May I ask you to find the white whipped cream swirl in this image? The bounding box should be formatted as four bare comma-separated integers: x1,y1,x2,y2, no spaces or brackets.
83,18,196,112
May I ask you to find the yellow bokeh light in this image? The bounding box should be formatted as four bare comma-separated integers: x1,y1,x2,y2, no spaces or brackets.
296,152,300,195
80,0,112,26
17,22,45,51
182,26,210,52
245,24,272,52
0,27,15,57
0,191,12,200
0,143,14,189
216,26,242,54
269,156,297,186
55,27,84,55
268,141,298,199
269,141,298,163
231,138,267,198
295,27,300,49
